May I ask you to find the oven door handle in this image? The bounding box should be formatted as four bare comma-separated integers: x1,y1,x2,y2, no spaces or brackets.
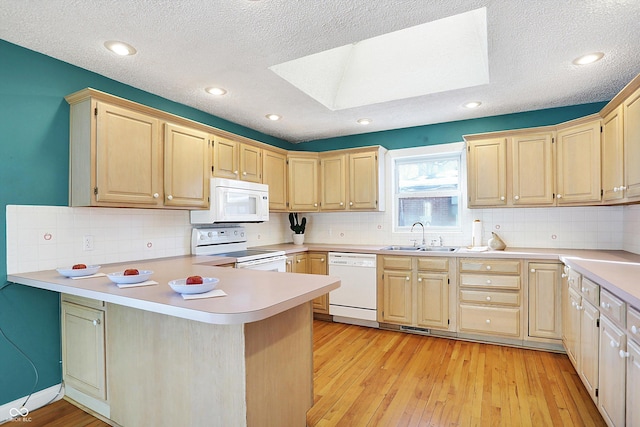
237,255,287,267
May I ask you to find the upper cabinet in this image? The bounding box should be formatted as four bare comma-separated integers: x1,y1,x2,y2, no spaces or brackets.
467,137,507,207
511,132,555,206
212,136,262,183
262,148,288,212
66,90,211,209
555,117,601,205
288,152,319,212
601,105,624,203
625,86,640,200
318,147,385,212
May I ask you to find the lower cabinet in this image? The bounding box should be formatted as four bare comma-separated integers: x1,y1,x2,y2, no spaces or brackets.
379,255,450,330
527,262,562,341
598,315,626,427
626,339,640,426
61,294,109,417
286,252,329,314
579,299,600,404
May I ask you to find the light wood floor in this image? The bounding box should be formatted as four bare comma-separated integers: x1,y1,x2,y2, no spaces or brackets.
22,320,605,427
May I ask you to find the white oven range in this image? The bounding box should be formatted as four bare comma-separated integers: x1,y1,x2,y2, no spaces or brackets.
191,226,286,272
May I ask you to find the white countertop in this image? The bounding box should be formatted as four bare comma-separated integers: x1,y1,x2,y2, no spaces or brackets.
7,256,340,325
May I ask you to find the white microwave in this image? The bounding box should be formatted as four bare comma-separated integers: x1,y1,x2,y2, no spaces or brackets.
190,178,269,224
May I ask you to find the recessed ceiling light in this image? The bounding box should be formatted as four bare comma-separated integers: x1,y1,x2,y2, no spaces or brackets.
572,52,604,65
464,101,482,109
357,118,372,125
266,114,281,121
205,87,227,96
104,41,137,56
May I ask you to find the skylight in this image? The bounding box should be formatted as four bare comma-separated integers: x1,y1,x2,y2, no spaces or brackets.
270,8,489,111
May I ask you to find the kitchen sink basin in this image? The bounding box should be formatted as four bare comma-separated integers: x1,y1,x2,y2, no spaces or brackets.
381,246,458,253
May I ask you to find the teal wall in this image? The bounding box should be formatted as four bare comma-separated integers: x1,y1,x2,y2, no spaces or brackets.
0,37,611,406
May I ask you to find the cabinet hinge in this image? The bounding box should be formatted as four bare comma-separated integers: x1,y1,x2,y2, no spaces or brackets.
552,137,555,143
595,388,599,397
94,107,98,116
211,166,214,172
601,189,604,197
597,319,600,328
382,273,384,279
600,126,603,133
447,278,450,284
448,319,450,325
553,193,555,199
94,187,98,195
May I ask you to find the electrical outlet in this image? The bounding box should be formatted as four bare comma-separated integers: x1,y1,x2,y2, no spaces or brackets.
83,235,94,251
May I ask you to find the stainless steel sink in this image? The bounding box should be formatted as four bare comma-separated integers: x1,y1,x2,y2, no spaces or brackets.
381,245,458,252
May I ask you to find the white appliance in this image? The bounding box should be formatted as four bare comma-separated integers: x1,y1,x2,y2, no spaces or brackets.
191,226,286,272
190,178,269,225
328,252,378,327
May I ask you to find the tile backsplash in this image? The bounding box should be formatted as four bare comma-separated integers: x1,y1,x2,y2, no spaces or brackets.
6,203,639,275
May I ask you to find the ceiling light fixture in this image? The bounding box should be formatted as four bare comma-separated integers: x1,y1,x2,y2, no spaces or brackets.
357,118,372,125
104,41,137,56
205,87,227,96
572,52,604,65
464,101,482,109
266,114,281,121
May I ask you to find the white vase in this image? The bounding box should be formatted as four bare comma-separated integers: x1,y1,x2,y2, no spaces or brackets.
292,233,305,245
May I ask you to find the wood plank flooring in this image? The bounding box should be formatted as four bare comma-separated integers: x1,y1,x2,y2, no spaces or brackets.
20,320,605,427
308,320,606,427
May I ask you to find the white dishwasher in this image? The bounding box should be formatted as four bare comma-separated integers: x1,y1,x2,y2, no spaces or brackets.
328,252,379,327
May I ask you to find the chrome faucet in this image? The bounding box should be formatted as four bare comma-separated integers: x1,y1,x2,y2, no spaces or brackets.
411,222,426,246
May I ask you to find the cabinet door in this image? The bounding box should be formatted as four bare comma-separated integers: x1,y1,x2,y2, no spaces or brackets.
320,153,347,211
239,144,262,183
309,252,329,314
528,263,562,339
467,138,507,207
579,300,600,403
263,149,288,211
624,86,640,199
349,151,378,210
627,339,640,427
213,136,239,179
564,287,581,368
95,102,162,206
288,156,319,211
293,253,308,273
62,302,106,400
285,255,294,273
602,105,625,202
164,123,210,208
511,133,555,205
381,270,412,325
416,272,448,329
598,316,626,427
556,120,601,204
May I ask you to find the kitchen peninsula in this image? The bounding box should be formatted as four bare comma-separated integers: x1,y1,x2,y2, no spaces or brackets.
8,256,340,427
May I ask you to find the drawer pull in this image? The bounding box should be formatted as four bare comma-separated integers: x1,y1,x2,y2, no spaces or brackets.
600,302,610,310
92,319,100,326
561,273,567,278
581,287,589,294
486,279,492,284
610,339,620,348
418,278,422,282
406,276,410,281
530,268,536,273
575,305,583,311
571,301,576,307
620,349,630,359
486,296,491,301
632,325,638,334
486,319,491,324
486,266,492,271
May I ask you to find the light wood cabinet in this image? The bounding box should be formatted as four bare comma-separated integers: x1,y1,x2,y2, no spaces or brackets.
163,123,210,208
511,132,555,206
458,258,522,339
66,90,210,209
626,339,640,427
527,262,562,340
598,316,626,427
262,149,288,211
580,299,600,404
565,286,582,367
288,153,319,212
467,138,507,207
601,105,625,202
319,152,347,211
624,85,640,200
213,136,262,183
379,256,449,330
61,297,107,402
555,117,602,205
309,252,329,314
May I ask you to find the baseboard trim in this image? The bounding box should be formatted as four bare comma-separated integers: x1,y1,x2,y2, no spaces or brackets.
0,383,64,423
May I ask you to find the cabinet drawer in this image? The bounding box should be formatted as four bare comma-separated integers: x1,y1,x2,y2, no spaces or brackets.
460,259,521,274
459,290,520,306
61,294,105,310
599,289,625,327
567,269,581,291
381,256,412,270
460,273,521,290
627,306,640,343
417,257,449,271
459,305,521,337
580,277,600,306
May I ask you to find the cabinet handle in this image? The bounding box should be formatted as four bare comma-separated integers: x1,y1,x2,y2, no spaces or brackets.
486,319,491,324
286,261,291,265
620,349,630,358
621,186,627,190
486,279,492,284
314,203,318,207
600,301,610,310
296,259,301,263
557,194,563,199
486,266,491,270
530,268,536,273
575,304,583,311
561,273,567,278
321,258,325,262
418,277,422,282
500,196,505,201
167,195,173,200
340,202,344,206
632,325,638,334
514,195,520,200
92,319,100,326
581,287,589,294
486,296,491,301
614,186,619,192
349,201,353,206
234,170,238,175
153,193,159,198
610,339,620,348
242,171,247,176
406,277,410,281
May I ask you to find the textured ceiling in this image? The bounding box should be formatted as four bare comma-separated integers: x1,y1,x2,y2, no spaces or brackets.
1,0,639,143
